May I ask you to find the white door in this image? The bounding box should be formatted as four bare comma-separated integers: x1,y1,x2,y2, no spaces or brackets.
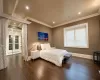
7,28,22,55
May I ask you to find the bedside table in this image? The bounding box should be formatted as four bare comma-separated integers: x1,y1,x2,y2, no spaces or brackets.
31,50,40,60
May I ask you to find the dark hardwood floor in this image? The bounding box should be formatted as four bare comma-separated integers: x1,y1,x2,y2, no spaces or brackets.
0,54,100,80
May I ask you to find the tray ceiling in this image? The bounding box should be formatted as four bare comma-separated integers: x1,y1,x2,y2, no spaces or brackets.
3,0,100,27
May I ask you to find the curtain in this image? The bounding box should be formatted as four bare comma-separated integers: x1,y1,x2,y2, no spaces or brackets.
22,24,28,61
0,18,8,70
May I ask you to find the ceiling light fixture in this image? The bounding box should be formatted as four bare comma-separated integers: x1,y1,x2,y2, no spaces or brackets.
53,21,55,24
26,6,29,10
93,3,98,7
93,0,99,7
14,23,16,25
78,12,81,15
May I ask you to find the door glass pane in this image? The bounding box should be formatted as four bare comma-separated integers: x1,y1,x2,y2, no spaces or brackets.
15,36,19,49
9,44,13,50
9,35,13,43
15,44,19,49
9,35,13,50
15,36,19,43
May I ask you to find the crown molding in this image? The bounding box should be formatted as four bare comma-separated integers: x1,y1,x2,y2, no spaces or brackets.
0,13,31,24
26,17,52,28
2,12,99,27
53,13,100,28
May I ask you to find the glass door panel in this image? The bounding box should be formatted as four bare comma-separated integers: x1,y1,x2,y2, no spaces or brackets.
15,36,19,49
9,35,13,51
9,44,13,50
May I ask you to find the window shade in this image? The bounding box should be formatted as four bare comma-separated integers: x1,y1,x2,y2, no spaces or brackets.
64,23,88,48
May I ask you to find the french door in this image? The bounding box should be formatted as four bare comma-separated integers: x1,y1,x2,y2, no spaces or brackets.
8,35,21,54
7,28,22,55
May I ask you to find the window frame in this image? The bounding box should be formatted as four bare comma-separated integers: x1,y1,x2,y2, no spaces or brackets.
64,23,89,48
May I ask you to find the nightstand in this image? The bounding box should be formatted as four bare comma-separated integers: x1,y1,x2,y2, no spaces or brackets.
31,50,40,60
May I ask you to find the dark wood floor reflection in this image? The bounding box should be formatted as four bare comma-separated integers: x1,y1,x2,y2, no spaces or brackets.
0,54,100,80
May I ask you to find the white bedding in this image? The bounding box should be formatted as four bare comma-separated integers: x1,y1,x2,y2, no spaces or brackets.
40,48,70,66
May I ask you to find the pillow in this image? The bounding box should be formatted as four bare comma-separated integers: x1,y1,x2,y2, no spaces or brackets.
45,43,51,49
41,44,46,50
41,43,51,50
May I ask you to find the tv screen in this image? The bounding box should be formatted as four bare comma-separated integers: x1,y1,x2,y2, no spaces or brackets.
38,32,48,41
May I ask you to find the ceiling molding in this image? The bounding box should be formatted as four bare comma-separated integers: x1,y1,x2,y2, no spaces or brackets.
53,13,100,28
0,0,3,14
12,0,19,16
26,17,52,28
0,13,31,24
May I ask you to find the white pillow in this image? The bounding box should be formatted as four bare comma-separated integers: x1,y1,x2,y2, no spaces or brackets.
45,43,51,49
41,44,46,50
41,43,51,50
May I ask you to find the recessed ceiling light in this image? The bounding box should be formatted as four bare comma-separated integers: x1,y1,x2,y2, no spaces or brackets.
78,12,81,15
93,0,99,7
25,6,29,10
53,21,55,24
14,23,16,25
93,3,98,6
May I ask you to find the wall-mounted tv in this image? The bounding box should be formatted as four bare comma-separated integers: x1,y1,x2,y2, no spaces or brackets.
38,32,48,41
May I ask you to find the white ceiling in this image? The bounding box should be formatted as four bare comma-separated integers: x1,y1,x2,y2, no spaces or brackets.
3,0,100,27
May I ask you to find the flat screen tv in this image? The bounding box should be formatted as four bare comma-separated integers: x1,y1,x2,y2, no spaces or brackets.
38,32,48,41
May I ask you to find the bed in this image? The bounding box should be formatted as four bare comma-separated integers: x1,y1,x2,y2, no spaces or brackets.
39,43,72,66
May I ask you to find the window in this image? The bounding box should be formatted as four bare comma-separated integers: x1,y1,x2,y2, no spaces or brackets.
64,23,89,48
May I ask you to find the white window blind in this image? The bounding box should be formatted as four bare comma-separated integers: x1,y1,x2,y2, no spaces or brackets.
64,23,89,48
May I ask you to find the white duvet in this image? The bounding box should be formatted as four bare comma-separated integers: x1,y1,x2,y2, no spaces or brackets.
40,48,69,66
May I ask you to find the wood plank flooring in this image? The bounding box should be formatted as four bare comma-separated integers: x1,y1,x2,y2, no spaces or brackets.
0,54,100,80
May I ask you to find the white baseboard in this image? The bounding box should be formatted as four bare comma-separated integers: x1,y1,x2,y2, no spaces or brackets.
71,52,93,59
